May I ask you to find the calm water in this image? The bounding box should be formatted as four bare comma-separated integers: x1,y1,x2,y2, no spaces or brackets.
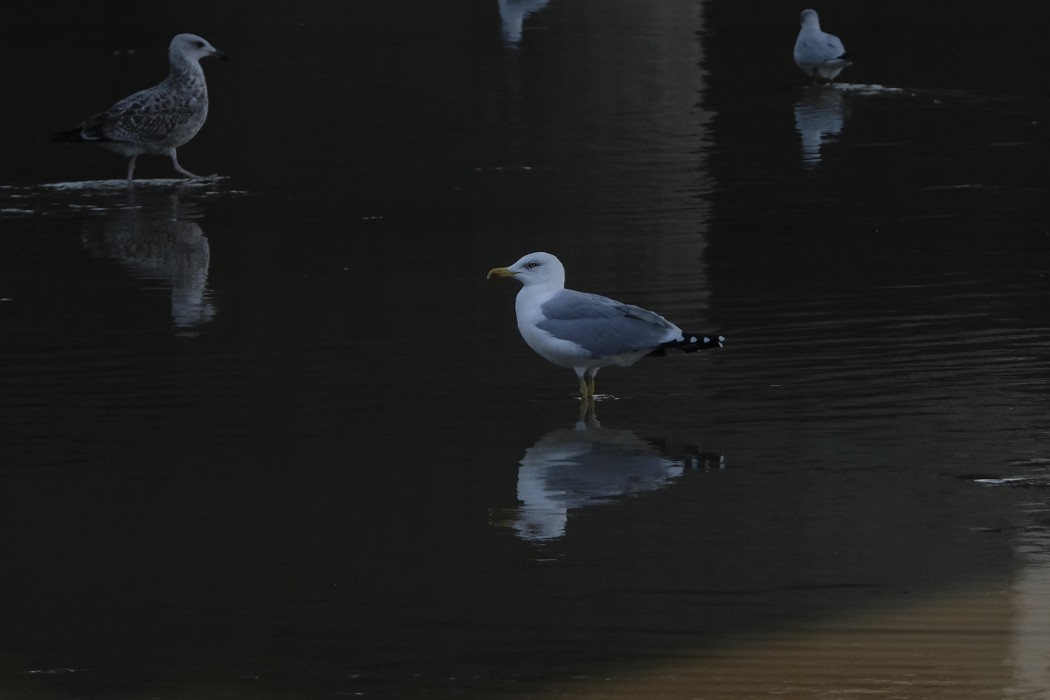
2,1,1050,698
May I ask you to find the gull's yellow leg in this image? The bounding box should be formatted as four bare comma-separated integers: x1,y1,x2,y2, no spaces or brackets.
577,373,595,423
578,395,590,423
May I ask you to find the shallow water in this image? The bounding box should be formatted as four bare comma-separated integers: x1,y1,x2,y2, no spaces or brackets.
2,1,1050,698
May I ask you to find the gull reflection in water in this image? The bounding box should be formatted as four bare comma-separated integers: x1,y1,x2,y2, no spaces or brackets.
495,413,723,542
498,0,551,45
794,86,847,167
82,191,216,332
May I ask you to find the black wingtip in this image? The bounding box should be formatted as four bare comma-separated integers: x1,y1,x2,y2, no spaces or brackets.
648,333,725,357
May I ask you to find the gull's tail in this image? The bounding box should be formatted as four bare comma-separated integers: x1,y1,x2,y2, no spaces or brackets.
52,127,97,143
648,333,725,357
52,116,109,143
52,126,87,142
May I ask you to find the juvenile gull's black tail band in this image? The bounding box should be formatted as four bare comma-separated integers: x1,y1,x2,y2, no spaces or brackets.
647,333,725,357
52,128,92,143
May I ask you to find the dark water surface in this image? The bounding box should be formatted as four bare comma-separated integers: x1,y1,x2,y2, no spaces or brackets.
3,1,1050,698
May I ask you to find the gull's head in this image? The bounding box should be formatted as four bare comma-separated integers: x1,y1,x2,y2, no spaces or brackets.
171,33,227,62
487,251,566,289
799,9,820,29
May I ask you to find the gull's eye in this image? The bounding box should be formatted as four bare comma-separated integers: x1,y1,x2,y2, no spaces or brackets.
525,261,540,269
194,41,205,48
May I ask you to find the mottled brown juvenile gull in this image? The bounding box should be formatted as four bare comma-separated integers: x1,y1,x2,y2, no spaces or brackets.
487,252,725,401
54,34,226,183
793,9,850,84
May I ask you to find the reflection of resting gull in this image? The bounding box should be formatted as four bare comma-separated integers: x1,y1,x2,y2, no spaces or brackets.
793,9,850,84
487,252,724,400
794,87,846,166
53,34,226,184
497,0,551,44
497,417,723,542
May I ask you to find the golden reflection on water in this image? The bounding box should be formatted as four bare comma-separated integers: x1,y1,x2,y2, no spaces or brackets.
523,569,1048,698
1010,509,1050,697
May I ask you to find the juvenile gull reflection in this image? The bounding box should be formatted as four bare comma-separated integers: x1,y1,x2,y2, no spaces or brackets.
495,414,722,542
82,192,216,331
794,87,847,167
498,0,551,45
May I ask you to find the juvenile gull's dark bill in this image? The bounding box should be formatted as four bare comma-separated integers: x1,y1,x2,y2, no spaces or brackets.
53,33,226,184
487,252,724,402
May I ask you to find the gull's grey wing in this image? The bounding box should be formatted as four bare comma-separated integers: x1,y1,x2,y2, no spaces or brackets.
820,32,847,59
797,31,846,63
536,290,679,358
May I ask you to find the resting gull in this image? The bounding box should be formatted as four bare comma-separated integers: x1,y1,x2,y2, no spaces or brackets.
487,252,724,401
54,33,226,183
793,9,850,84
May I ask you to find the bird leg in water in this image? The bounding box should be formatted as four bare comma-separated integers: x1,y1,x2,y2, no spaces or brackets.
577,367,599,402
126,155,138,184
170,150,201,179
578,376,591,401
577,394,596,423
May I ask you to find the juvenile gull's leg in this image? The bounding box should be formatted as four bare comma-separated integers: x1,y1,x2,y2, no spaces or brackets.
126,155,138,184
170,149,201,179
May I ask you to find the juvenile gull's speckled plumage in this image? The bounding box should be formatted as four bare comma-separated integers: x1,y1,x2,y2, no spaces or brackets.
54,34,226,183
487,252,725,401
793,9,850,84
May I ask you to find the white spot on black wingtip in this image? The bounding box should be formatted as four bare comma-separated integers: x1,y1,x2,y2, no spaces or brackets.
690,336,698,343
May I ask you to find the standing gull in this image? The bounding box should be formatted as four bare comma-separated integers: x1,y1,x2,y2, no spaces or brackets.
793,9,850,84
54,34,226,183
488,252,724,401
